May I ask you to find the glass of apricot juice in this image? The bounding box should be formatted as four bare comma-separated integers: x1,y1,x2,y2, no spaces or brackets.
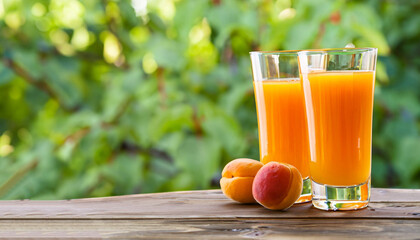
250,51,311,203
298,48,378,210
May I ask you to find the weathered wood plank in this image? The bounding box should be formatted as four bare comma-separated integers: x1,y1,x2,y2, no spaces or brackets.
370,188,420,202
0,188,418,220
0,219,418,239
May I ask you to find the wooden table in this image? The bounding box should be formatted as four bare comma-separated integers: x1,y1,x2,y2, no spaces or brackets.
0,188,419,239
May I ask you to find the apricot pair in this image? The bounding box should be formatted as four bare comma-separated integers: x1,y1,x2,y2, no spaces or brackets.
220,158,302,210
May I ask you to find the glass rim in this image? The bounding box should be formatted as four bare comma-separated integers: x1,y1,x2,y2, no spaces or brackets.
250,48,378,57
250,49,300,57
298,47,378,56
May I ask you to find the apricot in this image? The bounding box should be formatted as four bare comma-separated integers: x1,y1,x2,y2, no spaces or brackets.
252,162,303,210
220,158,264,203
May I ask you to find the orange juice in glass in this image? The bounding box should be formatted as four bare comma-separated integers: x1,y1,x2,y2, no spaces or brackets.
298,48,377,210
250,51,311,203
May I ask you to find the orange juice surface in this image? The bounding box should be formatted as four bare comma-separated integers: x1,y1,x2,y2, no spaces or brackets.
304,71,375,186
254,79,310,178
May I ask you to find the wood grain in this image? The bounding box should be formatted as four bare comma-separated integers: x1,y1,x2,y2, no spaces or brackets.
0,188,419,239
0,188,418,220
0,219,418,239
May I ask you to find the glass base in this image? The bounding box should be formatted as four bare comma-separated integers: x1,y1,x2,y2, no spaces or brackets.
296,177,312,203
311,177,370,211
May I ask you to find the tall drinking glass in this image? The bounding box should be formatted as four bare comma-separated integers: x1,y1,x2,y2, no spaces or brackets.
298,48,377,210
250,51,311,203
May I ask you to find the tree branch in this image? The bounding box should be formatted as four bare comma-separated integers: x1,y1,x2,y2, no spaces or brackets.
156,67,167,108
109,96,134,124
120,141,173,163
2,58,78,112
0,159,39,198
312,22,326,49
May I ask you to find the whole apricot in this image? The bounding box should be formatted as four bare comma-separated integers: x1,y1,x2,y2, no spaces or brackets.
252,162,303,210
220,158,264,203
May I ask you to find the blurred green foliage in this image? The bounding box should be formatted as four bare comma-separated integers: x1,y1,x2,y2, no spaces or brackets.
0,0,419,200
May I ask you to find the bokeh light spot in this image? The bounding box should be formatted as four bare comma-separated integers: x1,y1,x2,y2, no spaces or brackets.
189,19,211,44
103,32,122,64
31,2,46,17
157,0,175,21
50,29,69,45
0,132,14,157
5,11,25,29
131,0,148,16
71,27,90,50
130,26,150,43
0,0,4,19
278,8,296,20
49,29,75,56
143,52,158,74
50,0,85,29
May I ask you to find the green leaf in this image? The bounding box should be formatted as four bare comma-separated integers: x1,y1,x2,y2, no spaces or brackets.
173,0,208,41
320,23,353,49
174,136,221,189
43,58,82,108
101,153,143,195
0,0,419,199
142,157,177,193
284,21,319,49
148,13,167,32
0,63,15,85
202,115,246,158
395,137,420,187
12,50,43,79
148,105,194,143
220,83,253,115
352,24,390,55
148,35,186,70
